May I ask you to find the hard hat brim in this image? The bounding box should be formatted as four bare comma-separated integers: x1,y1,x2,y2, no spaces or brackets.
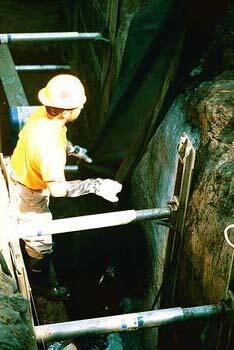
38,88,52,107
38,87,80,109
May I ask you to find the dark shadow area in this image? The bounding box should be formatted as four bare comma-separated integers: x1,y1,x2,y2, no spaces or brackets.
49,191,149,349
50,181,149,315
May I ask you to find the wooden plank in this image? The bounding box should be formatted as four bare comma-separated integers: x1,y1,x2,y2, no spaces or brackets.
78,6,102,79
99,0,119,127
0,44,28,107
0,154,31,301
9,239,32,301
0,154,13,276
161,135,196,307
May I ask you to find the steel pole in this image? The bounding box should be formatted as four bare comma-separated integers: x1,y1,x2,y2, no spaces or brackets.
0,32,104,44
34,304,225,342
15,65,71,71
18,207,171,238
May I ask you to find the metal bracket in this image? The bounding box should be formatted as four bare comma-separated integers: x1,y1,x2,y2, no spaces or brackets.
161,133,196,307
177,133,194,163
174,133,195,229
167,196,180,213
9,240,31,301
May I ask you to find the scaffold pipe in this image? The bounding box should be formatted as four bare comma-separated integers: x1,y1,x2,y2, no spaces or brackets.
18,207,171,238
34,304,226,342
0,32,104,44
15,65,71,71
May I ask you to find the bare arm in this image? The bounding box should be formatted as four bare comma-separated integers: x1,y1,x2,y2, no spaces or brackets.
46,181,67,197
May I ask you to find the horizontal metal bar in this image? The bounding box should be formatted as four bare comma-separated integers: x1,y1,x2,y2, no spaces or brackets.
64,165,79,173
135,208,171,222
18,207,171,238
15,65,71,71
0,32,104,44
34,304,225,342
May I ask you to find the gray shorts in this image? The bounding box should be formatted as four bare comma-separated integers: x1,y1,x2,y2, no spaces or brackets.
12,180,53,259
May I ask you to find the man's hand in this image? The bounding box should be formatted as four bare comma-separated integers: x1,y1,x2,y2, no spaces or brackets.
69,145,93,163
66,141,92,163
95,179,122,203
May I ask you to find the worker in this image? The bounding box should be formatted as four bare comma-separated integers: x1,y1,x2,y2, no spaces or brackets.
10,74,122,299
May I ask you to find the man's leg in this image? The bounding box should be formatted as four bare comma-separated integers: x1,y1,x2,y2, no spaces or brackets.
14,183,69,299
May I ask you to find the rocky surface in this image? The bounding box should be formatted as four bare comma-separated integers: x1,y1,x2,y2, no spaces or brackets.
0,293,36,350
131,74,233,349
177,75,233,304
0,258,36,350
131,87,200,350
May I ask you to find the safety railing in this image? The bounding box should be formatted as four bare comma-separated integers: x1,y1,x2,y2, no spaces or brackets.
18,207,173,238
35,302,232,343
0,32,108,44
15,65,71,72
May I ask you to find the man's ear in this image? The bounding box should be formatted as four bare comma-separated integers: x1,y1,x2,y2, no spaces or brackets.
62,110,69,119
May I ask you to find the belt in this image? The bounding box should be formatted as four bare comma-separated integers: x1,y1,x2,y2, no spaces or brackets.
12,178,43,192
9,164,43,192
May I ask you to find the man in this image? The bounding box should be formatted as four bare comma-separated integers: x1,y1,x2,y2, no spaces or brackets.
10,74,122,298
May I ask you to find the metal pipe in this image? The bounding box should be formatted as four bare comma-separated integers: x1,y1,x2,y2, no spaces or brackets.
18,207,171,238
15,65,71,71
0,32,104,44
34,304,225,342
64,165,79,174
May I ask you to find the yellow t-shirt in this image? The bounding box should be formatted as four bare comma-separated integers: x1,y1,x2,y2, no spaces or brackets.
11,106,67,189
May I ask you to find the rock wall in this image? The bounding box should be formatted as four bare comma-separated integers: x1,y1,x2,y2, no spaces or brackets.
129,1,233,347
172,75,233,349
0,291,36,350
130,75,233,349
131,89,200,350
177,76,233,304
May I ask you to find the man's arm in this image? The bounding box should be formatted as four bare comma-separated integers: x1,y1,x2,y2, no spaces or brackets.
46,181,67,197
46,178,122,202
46,179,95,198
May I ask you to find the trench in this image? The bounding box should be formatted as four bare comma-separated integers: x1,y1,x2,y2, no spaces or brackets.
0,1,231,350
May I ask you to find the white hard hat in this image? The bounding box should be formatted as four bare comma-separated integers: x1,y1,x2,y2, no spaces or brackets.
38,74,86,109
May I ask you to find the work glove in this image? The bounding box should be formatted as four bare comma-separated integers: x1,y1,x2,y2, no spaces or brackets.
66,178,122,203
94,179,122,202
66,141,92,163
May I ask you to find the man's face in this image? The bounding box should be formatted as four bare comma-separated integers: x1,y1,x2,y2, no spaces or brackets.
66,106,84,123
